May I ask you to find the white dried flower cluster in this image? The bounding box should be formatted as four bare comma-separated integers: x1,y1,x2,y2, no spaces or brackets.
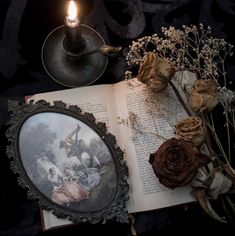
124,70,133,80
126,36,153,66
117,112,143,139
218,87,235,104
217,87,235,132
126,23,234,84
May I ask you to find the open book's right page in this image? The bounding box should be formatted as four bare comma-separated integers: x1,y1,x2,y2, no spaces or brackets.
114,78,195,213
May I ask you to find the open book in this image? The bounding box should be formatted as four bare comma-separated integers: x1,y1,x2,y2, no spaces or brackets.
29,76,195,230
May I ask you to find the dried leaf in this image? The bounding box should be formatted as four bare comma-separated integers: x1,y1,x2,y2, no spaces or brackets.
220,196,235,226
226,196,235,214
206,200,227,223
209,172,232,199
191,168,208,188
129,214,137,236
191,188,227,223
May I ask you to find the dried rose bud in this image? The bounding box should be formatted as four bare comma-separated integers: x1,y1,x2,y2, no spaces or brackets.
149,138,211,189
189,79,218,112
137,52,175,92
175,116,205,146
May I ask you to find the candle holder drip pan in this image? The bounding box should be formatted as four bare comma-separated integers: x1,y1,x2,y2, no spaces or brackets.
41,24,108,87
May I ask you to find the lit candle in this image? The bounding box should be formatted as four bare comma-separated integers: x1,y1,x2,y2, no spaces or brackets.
64,0,85,53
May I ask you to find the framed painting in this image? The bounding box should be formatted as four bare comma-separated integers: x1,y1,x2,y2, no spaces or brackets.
6,100,129,224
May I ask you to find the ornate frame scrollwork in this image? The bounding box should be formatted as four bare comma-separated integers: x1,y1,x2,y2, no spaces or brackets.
6,100,129,224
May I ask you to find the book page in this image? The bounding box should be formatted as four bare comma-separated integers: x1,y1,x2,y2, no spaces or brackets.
114,78,195,213
41,209,72,230
29,84,121,230
29,84,119,140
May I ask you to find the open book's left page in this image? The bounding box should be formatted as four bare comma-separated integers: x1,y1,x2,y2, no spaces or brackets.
29,84,120,230
40,209,72,231
29,84,119,138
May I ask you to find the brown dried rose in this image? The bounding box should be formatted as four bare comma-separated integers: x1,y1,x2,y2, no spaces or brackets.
189,79,218,112
149,138,211,189
175,116,205,146
137,52,175,92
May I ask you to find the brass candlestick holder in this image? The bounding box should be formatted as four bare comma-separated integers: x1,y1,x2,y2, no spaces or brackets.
41,24,115,87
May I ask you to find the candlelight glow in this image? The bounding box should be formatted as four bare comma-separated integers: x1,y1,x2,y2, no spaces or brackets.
68,0,77,21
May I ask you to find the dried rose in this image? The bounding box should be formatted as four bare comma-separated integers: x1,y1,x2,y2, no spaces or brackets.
189,79,218,112
137,52,175,92
149,138,211,189
175,116,205,146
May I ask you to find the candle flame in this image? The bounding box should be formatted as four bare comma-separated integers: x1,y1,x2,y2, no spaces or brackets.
68,1,77,21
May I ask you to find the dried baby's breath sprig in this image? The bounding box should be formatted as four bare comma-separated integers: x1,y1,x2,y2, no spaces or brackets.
118,112,168,141
126,24,234,85
117,112,141,131
218,87,235,131
124,70,133,81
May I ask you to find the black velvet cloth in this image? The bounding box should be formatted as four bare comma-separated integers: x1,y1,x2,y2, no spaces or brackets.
1,1,235,235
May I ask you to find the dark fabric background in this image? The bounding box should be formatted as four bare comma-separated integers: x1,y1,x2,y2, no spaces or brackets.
1,0,235,235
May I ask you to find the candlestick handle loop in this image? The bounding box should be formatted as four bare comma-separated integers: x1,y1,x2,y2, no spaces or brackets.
98,45,122,54
80,45,122,57
63,44,122,58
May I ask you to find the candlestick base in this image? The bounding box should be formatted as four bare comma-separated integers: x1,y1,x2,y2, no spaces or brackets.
41,24,108,87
